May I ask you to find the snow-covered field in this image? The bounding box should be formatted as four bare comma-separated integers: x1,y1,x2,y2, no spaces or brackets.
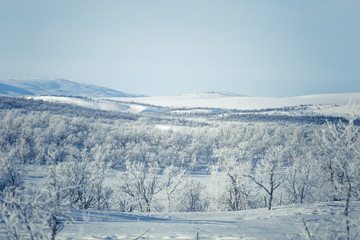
27,92,360,116
1,166,359,240
2,201,356,240
108,92,360,116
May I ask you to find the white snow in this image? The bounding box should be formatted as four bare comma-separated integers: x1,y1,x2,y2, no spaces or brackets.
33,201,360,239
109,92,360,112
26,92,360,117
2,167,359,239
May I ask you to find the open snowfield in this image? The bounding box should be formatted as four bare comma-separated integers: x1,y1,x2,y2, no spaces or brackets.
27,92,360,116
1,201,358,239
107,92,360,116
109,92,360,109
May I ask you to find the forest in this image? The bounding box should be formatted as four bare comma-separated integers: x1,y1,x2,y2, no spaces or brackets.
0,96,359,239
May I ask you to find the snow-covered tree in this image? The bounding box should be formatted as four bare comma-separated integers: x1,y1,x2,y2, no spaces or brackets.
162,165,186,212
45,160,66,240
247,145,284,210
175,179,208,212
319,117,360,240
1,187,47,240
283,151,320,204
57,152,111,210
211,146,255,211
1,186,68,240
115,160,161,212
319,118,360,202
0,151,24,192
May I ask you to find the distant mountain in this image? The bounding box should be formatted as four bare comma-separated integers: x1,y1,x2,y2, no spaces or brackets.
203,91,247,97
0,82,34,96
0,78,143,98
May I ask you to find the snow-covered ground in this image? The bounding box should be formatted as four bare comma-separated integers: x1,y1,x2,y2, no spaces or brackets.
1,201,355,240
2,166,359,240
108,92,360,116
27,92,360,117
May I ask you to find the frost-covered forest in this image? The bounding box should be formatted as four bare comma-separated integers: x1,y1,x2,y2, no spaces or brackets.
0,96,360,239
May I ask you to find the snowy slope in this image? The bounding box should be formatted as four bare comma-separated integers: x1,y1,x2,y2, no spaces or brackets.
108,92,360,116
0,78,142,98
109,92,360,110
1,201,357,239
0,82,34,96
56,201,359,239
26,96,162,114
1,165,359,239
26,92,360,116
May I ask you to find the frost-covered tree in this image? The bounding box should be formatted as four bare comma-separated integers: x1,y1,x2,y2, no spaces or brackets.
211,146,255,211
175,179,207,212
115,160,161,212
319,117,360,240
56,151,111,210
45,161,66,240
1,187,47,240
283,151,320,204
319,118,360,202
248,145,284,210
162,165,186,212
1,185,69,240
0,151,24,193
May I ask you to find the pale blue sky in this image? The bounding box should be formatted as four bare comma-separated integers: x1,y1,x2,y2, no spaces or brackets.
0,0,359,97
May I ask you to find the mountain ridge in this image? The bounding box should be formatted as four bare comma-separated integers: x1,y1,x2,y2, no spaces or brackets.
0,78,143,98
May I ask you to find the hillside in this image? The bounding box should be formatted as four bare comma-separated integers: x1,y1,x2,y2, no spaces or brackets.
108,92,360,116
26,92,360,119
0,78,142,98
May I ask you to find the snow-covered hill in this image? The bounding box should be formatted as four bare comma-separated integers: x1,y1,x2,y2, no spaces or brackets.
0,78,142,98
110,92,360,110
53,201,360,239
26,92,360,117
4,78,358,116
107,92,360,116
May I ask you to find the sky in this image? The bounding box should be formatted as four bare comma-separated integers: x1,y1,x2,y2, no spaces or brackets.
0,0,359,97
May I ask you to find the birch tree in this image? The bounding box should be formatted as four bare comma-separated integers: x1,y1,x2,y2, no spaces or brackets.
162,165,185,212
248,145,284,210
116,160,161,212
211,146,254,211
